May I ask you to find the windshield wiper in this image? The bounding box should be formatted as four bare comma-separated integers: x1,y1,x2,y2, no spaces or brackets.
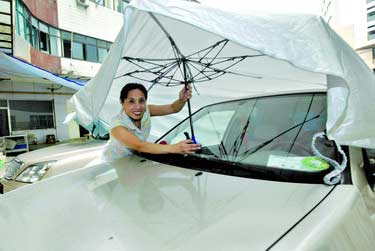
287,94,314,154
228,100,257,158
218,140,229,160
140,151,328,184
238,114,321,161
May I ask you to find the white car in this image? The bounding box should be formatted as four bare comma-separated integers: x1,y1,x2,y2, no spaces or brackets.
0,137,106,193
1,91,375,250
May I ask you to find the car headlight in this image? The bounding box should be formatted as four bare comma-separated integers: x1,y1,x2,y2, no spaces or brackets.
15,161,57,183
4,158,24,180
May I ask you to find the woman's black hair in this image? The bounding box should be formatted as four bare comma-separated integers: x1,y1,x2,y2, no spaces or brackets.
120,83,148,103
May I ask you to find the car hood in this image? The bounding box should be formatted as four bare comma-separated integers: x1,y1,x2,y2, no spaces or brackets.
16,139,106,164
0,155,333,251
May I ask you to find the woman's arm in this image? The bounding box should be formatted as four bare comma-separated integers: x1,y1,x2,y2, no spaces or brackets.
148,99,185,116
149,84,192,116
111,126,200,154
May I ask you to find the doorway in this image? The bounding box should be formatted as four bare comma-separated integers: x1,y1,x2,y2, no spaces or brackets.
0,108,10,137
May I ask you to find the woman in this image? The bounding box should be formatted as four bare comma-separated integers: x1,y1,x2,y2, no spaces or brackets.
102,83,201,161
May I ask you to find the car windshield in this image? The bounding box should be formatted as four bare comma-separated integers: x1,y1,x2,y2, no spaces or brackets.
143,93,339,183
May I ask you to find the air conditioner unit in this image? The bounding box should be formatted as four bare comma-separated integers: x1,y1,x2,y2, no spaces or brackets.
76,0,89,8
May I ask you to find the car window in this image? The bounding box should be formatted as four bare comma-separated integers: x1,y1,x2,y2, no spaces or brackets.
147,93,338,183
168,106,236,146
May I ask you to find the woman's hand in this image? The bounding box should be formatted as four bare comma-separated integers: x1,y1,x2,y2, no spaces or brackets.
172,139,200,154
179,84,192,102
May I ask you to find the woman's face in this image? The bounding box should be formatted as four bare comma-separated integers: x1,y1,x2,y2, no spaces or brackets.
122,89,147,121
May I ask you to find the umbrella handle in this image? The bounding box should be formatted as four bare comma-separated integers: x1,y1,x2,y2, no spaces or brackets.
192,135,197,144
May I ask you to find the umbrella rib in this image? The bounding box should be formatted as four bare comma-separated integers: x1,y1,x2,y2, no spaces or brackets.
186,39,228,58
209,55,264,66
193,71,226,82
151,61,183,85
188,55,263,61
164,65,181,87
192,56,254,76
188,57,262,81
115,58,177,80
149,13,186,80
122,56,178,62
122,57,182,61
194,40,229,74
188,41,245,81
193,56,245,71
149,13,184,56
186,60,212,81
125,57,177,70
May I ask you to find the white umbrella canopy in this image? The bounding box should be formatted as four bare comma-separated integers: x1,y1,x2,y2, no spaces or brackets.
70,0,375,148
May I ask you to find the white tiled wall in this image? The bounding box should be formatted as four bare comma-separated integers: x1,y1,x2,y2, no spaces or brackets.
61,58,101,78
13,34,31,61
57,0,123,42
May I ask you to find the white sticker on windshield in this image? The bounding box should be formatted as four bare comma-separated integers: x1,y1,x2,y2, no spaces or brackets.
267,155,329,172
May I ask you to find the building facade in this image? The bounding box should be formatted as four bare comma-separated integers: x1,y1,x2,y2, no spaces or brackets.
321,0,375,72
0,0,124,146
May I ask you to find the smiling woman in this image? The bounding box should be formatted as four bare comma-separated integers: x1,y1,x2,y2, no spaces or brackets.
102,83,201,161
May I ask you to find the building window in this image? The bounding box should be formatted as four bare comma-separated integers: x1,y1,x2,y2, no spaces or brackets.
61,31,72,58
9,100,55,131
49,27,61,56
368,30,375,40
72,34,85,60
15,0,112,63
31,17,39,49
368,11,375,22
15,0,26,39
86,37,98,62
0,100,7,107
98,47,108,63
23,8,32,44
97,40,110,63
38,22,49,52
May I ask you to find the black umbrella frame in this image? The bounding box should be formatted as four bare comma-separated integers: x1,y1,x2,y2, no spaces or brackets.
115,13,265,143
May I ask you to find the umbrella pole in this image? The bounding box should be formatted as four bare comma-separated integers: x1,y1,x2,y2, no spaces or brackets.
186,92,196,143
182,59,196,143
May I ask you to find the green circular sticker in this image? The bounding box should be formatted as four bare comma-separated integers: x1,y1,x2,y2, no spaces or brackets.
302,157,329,171
0,160,4,169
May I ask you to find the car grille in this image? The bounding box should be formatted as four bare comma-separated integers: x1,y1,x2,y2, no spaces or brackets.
4,159,24,180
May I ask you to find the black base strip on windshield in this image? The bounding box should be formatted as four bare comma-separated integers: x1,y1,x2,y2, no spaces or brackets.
265,185,337,250
140,152,333,184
